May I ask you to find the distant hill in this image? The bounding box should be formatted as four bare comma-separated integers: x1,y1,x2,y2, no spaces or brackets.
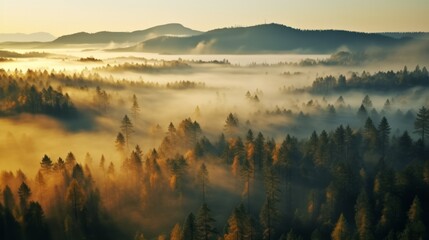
0,32,55,43
119,23,409,54
52,23,202,44
379,32,429,40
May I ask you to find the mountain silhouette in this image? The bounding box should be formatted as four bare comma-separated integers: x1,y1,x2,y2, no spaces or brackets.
120,23,410,54
52,23,202,44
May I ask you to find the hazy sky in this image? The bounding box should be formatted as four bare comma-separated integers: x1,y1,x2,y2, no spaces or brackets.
0,0,428,36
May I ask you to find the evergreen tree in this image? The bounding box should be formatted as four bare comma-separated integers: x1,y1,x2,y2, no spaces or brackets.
131,94,141,122
40,154,53,171
414,106,429,146
357,104,368,120
121,114,134,151
224,113,239,136
65,152,77,170
224,204,250,240
170,223,182,240
3,185,16,211
115,132,126,154
18,182,31,213
254,132,265,171
378,117,391,157
198,163,209,202
24,201,51,240
331,214,350,240
400,196,425,240
66,179,86,220
355,190,374,240
260,166,280,240
196,203,217,240
182,213,197,240
362,95,373,109
363,117,378,151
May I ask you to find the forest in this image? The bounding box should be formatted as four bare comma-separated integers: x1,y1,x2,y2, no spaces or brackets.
0,49,428,240
1,105,428,240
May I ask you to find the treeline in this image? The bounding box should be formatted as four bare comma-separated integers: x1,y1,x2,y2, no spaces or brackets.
95,60,191,74
0,69,76,117
166,81,205,90
1,106,429,239
309,66,429,93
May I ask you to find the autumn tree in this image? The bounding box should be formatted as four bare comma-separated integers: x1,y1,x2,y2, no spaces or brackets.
224,204,250,240
331,214,350,240
400,196,426,240
355,190,374,240
170,223,182,240
167,155,188,193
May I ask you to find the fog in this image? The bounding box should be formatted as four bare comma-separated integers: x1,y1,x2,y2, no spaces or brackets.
0,46,429,239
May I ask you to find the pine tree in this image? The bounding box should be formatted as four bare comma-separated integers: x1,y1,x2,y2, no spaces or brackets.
40,154,53,171
362,95,373,109
224,113,239,136
224,204,250,240
196,203,217,240
24,201,51,240
355,190,374,240
363,117,378,151
357,104,368,120
198,163,209,202
121,115,134,151
331,214,350,240
378,117,391,157
66,179,86,220
414,106,429,146
131,94,141,122
260,166,280,240
3,185,16,211
400,196,425,240
182,213,197,240
170,223,182,240
115,132,126,154
18,182,31,213
65,152,76,170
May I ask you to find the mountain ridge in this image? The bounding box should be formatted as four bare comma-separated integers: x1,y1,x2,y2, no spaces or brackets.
52,23,202,44
0,32,55,42
118,23,408,54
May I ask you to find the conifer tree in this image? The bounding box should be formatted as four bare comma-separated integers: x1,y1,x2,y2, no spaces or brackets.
414,106,429,146
331,214,350,240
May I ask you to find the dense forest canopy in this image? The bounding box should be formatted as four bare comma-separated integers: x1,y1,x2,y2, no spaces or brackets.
306,65,429,93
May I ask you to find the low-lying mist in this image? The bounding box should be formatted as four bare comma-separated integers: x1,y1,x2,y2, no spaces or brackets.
0,47,429,239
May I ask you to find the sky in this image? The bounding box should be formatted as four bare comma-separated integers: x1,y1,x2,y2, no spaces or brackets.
0,0,428,36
